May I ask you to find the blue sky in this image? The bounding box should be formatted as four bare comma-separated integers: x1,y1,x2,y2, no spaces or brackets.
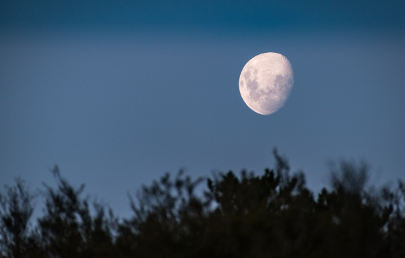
1,0,405,217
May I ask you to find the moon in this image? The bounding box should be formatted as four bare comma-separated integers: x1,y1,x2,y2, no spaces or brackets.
239,52,294,115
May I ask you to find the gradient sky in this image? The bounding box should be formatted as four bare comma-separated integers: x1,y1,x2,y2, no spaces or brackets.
1,0,405,217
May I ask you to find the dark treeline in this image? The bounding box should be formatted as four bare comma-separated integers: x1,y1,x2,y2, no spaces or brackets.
1,150,405,258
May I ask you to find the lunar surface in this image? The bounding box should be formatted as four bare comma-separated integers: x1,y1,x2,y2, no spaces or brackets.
239,52,294,115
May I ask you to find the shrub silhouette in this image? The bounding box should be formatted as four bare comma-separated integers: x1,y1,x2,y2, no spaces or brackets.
1,150,404,258
0,178,34,257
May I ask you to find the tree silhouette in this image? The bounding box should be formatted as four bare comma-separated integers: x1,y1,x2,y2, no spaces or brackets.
0,178,35,258
36,166,117,258
1,150,404,257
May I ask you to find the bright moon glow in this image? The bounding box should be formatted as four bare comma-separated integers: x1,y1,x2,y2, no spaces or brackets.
239,52,294,115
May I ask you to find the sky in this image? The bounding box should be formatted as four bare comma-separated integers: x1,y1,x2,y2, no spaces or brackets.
1,0,405,218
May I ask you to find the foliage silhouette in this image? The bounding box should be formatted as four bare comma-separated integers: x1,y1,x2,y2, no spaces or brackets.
0,178,35,258
1,150,404,258
36,165,118,258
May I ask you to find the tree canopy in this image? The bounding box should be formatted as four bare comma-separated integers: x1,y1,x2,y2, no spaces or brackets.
1,150,404,258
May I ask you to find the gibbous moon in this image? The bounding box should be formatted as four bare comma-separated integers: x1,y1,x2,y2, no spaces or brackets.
239,52,294,115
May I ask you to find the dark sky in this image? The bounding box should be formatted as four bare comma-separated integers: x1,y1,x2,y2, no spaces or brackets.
1,0,405,217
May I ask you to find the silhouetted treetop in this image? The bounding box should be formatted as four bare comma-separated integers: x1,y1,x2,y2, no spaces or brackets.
0,178,35,258
1,151,404,258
